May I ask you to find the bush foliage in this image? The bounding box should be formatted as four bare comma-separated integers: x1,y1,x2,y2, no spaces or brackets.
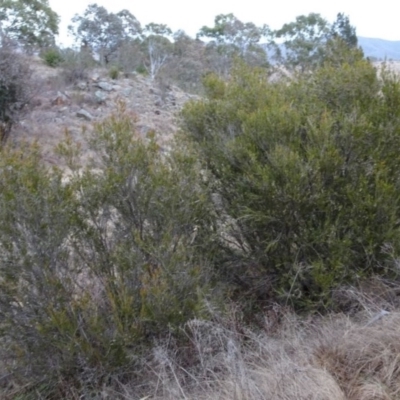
0,39,32,143
3,35,400,398
182,56,400,309
0,106,218,397
41,47,64,67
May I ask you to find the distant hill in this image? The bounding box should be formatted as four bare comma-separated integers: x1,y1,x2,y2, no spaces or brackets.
264,37,400,63
358,37,400,60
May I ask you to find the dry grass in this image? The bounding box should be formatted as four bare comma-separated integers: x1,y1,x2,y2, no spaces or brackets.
130,281,400,400
2,280,400,399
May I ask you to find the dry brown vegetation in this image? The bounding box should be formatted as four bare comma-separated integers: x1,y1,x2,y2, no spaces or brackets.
105,280,400,400
35,283,400,399
4,280,400,399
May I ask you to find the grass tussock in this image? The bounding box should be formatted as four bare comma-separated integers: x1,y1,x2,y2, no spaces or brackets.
137,295,400,400
2,287,399,399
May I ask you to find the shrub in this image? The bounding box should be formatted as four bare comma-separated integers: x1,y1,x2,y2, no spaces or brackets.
60,47,96,84
41,48,64,67
181,58,400,310
135,64,147,75
0,105,219,397
108,65,120,80
0,38,32,143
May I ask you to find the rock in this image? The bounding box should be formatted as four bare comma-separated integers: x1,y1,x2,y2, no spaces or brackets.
149,87,159,95
31,97,43,107
96,81,113,91
76,82,87,90
122,88,132,97
154,110,161,115
94,90,107,103
90,73,100,82
52,91,69,106
154,98,163,107
76,109,93,121
168,93,176,103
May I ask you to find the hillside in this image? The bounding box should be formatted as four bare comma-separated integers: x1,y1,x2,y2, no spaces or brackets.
9,58,196,165
3,55,400,400
358,37,400,60
11,57,400,160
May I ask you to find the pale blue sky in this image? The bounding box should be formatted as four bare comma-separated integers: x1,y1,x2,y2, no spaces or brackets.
49,0,400,46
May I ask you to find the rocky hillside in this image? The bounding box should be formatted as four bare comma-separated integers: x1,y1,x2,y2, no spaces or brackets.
9,57,400,168
9,58,197,165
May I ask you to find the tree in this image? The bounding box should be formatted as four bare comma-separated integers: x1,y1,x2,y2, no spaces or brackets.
331,13,358,48
273,13,330,71
0,0,59,49
141,23,173,80
197,14,269,76
69,4,141,65
273,13,360,71
197,13,268,54
164,30,207,92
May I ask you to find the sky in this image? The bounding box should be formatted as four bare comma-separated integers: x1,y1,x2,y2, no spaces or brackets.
49,0,400,46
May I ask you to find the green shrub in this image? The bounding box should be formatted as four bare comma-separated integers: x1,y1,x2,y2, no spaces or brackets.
135,64,147,75
0,106,219,397
41,48,64,67
108,65,120,80
182,59,400,309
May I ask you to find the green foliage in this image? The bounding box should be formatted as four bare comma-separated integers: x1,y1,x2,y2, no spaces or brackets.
272,12,360,71
41,48,64,67
108,65,120,79
182,59,400,309
273,13,329,70
0,0,59,50
331,13,358,48
197,13,268,49
0,105,219,396
69,5,141,65
202,72,226,99
197,14,269,76
135,64,147,75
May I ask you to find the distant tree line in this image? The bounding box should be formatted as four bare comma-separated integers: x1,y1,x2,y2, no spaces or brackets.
1,1,360,78
0,1,362,144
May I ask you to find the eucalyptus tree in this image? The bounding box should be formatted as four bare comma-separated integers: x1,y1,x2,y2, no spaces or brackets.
69,4,141,65
141,23,173,80
197,14,269,76
0,0,59,50
273,13,360,71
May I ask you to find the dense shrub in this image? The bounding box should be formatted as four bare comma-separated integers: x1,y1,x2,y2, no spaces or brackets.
41,47,64,67
0,38,32,143
182,58,400,309
0,106,219,397
108,65,120,79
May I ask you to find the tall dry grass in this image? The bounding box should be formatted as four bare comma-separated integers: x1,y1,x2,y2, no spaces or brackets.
2,281,400,399
127,280,400,400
